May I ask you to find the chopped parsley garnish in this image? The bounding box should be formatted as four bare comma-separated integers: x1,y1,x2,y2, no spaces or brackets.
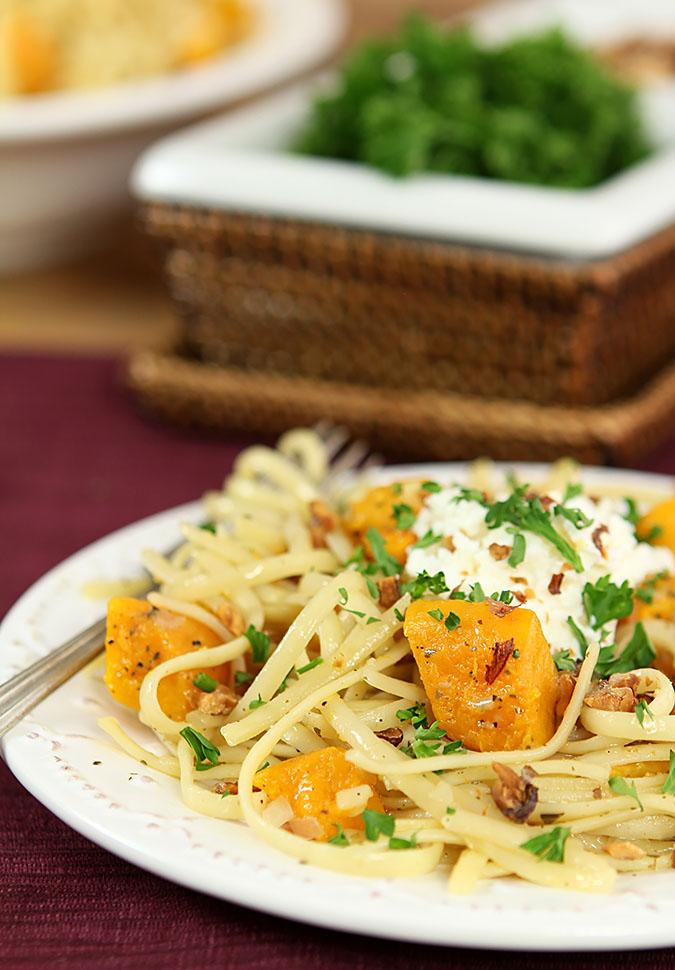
566,616,588,655
562,482,583,504
452,488,488,506
556,504,593,530
390,483,403,496
234,671,254,686
414,720,446,741
393,503,416,530
362,808,395,841
662,751,675,795
401,570,449,600
200,523,217,534
427,608,444,622
193,672,217,693
389,832,418,850
277,667,294,693
394,608,405,622
491,590,514,604
468,582,485,603
411,529,443,550
442,739,467,754
553,649,576,672
366,616,381,625
608,776,643,811
444,612,460,631
256,762,270,772
521,826,571,863
508,533,526,568
249,694,266,710
422,481,442,493
642,525,664,544
635,572,666,605
622,497,640,528
366,527,401,577
594,622,655,678
396,702,427,726
179,726,220,771
634,699,654,727
244,625,271,664
297,657,324,674
485,484,584,572
446,806,456,815
583,575,634,631
512,649,520,659
450,590,466,600
338,587,366,618
328,823,349,846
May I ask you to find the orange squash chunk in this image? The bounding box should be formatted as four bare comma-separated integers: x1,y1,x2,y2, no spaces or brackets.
637,498,675,554
104,597,228,721
343,481,427,564
255,746,384,841
404,600,558,752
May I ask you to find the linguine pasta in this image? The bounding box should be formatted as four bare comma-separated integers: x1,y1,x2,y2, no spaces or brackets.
99,430,675,893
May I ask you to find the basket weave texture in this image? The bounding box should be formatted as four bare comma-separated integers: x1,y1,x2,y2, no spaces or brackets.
141,204,675,408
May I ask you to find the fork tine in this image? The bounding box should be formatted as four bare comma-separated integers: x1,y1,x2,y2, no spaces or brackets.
316,423,351,461
325,438,372,478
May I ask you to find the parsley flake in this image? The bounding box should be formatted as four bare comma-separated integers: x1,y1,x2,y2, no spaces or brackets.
422,481,442,493
389,832,418,850
401,570,449,600
411,529,443,550
508,533,526,568
244,625,271,664
521,825,571,863
427,608,444,622
594,622,655,678
249,695,266,710
634,699,654,727
179,726,220,772
328,823,349,846
193,672,217,693
234,671,254,686
393,503,416,530
608,775,643,811
366,527,400,577
553,649,576,672
362,808,395,841
297,657,324,674
662,751,675,795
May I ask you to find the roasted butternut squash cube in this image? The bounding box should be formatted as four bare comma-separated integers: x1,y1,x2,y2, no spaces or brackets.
404,600,558,752
343,482,426,564
255,746,384,841
637,498,675,554
104,598,228,721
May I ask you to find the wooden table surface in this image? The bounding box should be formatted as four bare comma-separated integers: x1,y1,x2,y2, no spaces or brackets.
0,0,481,355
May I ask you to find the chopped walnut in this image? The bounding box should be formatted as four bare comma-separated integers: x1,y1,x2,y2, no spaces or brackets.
556,671,578,721
212,781,238,796
592,524,609,558
548,573,564,595
583,673,639,713
513,590,528,605
310,499,337,532
196,683,238,715
489,543,511,561
593,786,603,800
444,535,456,553
377,576,401,610
486,597,520,618
216,602,246,638
603,841,645,861
525,490,554,511
485,638,515,685
374,727,404,747
491,762,538,823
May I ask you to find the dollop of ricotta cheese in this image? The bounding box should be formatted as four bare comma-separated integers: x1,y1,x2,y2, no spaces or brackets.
404,485,675,657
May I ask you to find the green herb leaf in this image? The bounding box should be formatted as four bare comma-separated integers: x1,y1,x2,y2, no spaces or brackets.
555,504,593,530
249,694,266,710
468,582,485,602
200,523,217,534
193,672,217,693
390,483,403,496
642,525,663,544
396,702,427,727
401,570,449,600
583,576,634,631
422,481,442,493
393,503,416,530
234,671,254,686
634,699,654,726
366,526,401,577
179,726,220,771
553,649,576,672
328,823,349,846
452,487,488,506
508,533,526,567
444,612,460,631
566,616,588,655
635,572,666,605
594,622,655,678
442,739,467,754
277,667,295,693
608,775,644,811
427,608,444,622
512,649,520,658
562,482,583,504
297,657,324,674
362,808,395,841
244,625,271,664
450,590,466,600
411,529,443,550
521,826,571,863
622,496,640,527
446,806,456,815
366,616,381,625
394,607,405,622
662,751,675,795
415,720,446,741
389,832,418,850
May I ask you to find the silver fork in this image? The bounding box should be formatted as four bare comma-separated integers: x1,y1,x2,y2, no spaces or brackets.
0,426,380,738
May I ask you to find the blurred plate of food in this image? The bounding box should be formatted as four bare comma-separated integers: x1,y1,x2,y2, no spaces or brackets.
0,0,346,273
132,0,675,260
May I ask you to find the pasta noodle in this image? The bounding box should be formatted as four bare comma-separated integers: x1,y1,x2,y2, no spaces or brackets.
99,430,675,894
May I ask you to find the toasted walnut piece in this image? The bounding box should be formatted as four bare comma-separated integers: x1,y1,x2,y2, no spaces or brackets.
310,525,328,549
310,500,337,532
216,602,246,638
603,840,645,861
510,576,528,585
548,573,564,595
489,542,511,561
583,675,637,713
607,672,640,692
444,535,456,553
374,727,404,747
197,683,238,715
212,781,238,796
592,524,609,558
556,671,578,721
486,597,519,618
593,786,603,800
377,576,401,610
485,638,515,685
525,490,554,511
513,590,528,605
491,762,538,823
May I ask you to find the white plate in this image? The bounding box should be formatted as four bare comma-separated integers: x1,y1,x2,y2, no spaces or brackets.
3,464,675,952
0,0,346,272
132,0,675,260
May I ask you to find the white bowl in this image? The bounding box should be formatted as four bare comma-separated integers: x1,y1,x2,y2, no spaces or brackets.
0,0,346,274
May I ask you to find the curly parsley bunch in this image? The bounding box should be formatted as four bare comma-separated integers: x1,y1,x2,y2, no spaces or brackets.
295,15,651,187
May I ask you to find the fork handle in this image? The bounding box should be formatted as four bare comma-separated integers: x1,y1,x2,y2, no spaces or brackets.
0,617,106,740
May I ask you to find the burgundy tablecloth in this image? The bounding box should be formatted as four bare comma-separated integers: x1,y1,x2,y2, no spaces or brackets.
3,352,675,969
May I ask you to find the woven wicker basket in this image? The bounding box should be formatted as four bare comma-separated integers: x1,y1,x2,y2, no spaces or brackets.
140,204,675,408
